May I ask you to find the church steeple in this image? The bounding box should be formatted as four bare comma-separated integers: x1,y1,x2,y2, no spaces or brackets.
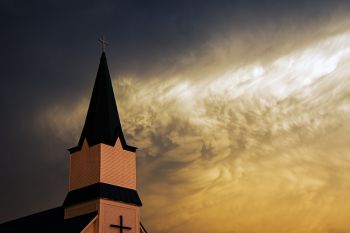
0,46,146,233
69,52,136,153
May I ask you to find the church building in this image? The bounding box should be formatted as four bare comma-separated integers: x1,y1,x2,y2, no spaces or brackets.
0,49,148,233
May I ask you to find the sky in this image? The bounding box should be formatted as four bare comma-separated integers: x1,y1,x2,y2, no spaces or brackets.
1,1,350,232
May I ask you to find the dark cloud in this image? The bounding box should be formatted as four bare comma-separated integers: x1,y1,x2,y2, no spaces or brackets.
1,1,350,232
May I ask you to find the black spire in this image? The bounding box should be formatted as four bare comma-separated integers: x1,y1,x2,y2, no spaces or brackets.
69,52,136,153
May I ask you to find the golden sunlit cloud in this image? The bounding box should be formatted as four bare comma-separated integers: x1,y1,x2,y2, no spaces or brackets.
40,30,350,233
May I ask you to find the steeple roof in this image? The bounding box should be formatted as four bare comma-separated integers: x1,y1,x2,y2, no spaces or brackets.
69,52,136,153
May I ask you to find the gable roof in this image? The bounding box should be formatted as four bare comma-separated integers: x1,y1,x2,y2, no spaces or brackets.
69,52,136,153
0,207,97,233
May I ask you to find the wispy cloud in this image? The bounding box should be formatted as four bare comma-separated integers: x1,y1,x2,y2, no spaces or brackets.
41,30,350,233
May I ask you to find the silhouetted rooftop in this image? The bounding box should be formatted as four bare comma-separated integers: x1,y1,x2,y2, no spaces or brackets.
0,207,97,232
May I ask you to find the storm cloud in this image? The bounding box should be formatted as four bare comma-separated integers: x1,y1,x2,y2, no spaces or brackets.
1,1,350,233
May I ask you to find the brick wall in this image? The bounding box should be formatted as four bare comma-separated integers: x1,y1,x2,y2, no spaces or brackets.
69,138,137,191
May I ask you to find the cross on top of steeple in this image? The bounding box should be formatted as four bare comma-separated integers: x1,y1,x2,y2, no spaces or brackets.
98,36,109,52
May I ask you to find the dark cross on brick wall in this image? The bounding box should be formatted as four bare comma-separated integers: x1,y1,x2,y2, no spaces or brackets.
110,215,132,233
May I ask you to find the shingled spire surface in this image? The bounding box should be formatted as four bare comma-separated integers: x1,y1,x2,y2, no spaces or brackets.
69,52,136,153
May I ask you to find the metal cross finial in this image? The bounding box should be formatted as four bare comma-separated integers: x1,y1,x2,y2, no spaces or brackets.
98,36,109,52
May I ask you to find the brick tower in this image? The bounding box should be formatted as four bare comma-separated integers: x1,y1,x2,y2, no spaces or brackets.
0,49,147,233
63,51,144,233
